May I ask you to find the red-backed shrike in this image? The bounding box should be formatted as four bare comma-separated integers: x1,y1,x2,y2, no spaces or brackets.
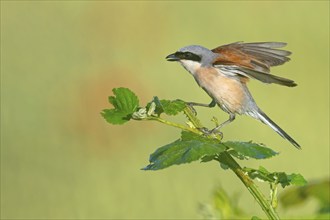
166,42,300,149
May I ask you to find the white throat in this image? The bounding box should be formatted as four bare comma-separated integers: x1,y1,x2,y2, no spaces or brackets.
179,60,201,76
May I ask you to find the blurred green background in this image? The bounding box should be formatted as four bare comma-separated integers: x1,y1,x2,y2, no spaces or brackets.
1,1,329,219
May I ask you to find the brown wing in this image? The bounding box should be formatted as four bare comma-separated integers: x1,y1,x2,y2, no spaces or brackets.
212,42,291,73
212,42,296,87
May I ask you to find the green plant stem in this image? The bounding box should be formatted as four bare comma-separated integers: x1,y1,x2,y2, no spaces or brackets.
183,105,280,220
217,153,280,220
142,105,280,219
147,116,200,134
270,183,278,209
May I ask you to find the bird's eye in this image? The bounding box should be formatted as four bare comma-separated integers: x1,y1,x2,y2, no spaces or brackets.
185,52,194,59
183,52,201,62
174,51,201,62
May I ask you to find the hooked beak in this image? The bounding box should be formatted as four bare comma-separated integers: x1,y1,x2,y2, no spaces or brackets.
166,53,180,61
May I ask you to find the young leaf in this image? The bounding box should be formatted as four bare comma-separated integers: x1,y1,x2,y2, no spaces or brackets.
287,173,308,186
224,141,278,159
244,166,307,188
244,166,273,183
145,97,185,116
143,131,226,170
101,87,139,124
160,99,186,115
277,173,307,188
101,109,132,125
146,96,164,116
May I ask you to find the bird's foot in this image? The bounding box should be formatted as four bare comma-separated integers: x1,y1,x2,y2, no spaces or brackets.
186,103,197,115
198,127,223,139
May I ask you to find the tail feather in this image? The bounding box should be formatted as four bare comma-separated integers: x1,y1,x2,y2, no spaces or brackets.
255,110,301,149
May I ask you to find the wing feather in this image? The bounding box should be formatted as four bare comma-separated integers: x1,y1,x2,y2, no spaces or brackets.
216,65,297,87
212,42,292,72
212,42,296,87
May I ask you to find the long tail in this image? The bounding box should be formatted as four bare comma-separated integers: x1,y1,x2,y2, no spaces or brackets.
255,110,301,149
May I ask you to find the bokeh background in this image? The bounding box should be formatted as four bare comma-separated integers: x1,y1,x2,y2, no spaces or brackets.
1,1,329,219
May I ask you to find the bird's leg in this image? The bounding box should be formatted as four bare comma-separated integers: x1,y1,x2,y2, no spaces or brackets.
199,113,236,136
211,113,236,132
187,99,216,108
186,99,216,115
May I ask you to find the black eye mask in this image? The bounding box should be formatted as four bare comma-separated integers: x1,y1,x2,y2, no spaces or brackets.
175,51,201,62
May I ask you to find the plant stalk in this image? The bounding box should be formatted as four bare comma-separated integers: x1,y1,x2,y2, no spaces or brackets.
183,105,280,220
144,105,280,219
217,153,280,220
147,117,200,134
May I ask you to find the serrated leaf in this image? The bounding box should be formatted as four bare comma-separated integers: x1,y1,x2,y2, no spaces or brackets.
146,98,185,116
160,99,186,115
278,173,307,188
110,87,139,111
244,166,307,188
227,149,246,160
101,87,139,125
101,109,132,124
244,166,273,183
143,131,226,170
287,173,307,186
224,141,278,159
258,166,270,174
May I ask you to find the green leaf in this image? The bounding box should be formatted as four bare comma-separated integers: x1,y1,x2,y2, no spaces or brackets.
146,97,186,116
287,173,308,186
224,141,278,159
244,166,274,183
227,149,246,160
146,96,163,116
219,162,229,170
101,109,132,125
101,87,139,124
160,99,186,115
108,87,139,111
244,166,307,188
277,173,307,188
201,155,216,162
143,131,226,170
251,216,262,220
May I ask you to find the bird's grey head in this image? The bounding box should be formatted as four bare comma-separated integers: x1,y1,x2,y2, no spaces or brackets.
166,45,217,65
166,45,217,75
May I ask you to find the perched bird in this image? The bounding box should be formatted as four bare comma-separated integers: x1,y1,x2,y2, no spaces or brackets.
166,42,300,149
